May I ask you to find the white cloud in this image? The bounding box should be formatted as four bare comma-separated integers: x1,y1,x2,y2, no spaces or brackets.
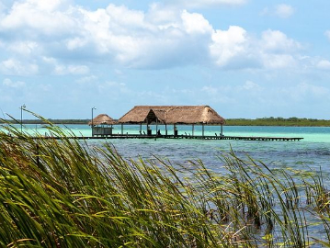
196,81,330,117
8,41,39,55
147,3,180,25
166,0,247,9
325,31,330,41
317,60,330,70
43,56,89,75
0,2,5,16
261,30,301,53
202,86,218,95
76,75,98,84
60,4,213,68
181,10,213,34
262,54,297,69
210,26,249,67
0,58,38,75
286,82,330,102
275,4,294,18
261,4,294,19
55,65,89,75
210,27,303,70
3,78,26,88
97,81,129,97
0,0,313,72
1,0,76,36
241,81,262,91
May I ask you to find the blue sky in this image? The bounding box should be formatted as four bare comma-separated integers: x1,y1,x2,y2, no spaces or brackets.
1,0,330,119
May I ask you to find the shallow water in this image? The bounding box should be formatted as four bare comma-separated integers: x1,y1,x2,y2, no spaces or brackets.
2,124,330,245
3,124,330,174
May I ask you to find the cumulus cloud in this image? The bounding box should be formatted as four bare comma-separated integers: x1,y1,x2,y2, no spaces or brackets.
181,10,213,34
262,54,297,69
3,78,26,88
76,75,98,84
202,85,218,95
242,81,262,91
317,60,330,70
42,56,89,75
165,0,247,9
7,41,39,56
325,31,330,41
198,80,330,118
286,82,330,102
0,58,38,75
210,27,301,70
0,0,75,36
55,65,89,75
275,4,294,18
68,5,213,68
261,30,301,52
0,2,5,16
261,4,294,19
0,0,312,73
210,26,252,68
257,30,302,69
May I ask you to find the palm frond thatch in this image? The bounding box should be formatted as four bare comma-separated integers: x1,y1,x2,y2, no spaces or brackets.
118,106,225,124
88,114,116,125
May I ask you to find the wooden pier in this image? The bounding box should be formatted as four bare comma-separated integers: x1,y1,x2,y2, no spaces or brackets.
35,134,303,142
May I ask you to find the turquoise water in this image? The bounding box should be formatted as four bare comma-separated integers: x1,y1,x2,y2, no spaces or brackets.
9,124,330,142
2,124,330,244
3,124,330,174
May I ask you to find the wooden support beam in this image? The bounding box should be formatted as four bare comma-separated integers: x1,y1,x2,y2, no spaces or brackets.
202,124,204,137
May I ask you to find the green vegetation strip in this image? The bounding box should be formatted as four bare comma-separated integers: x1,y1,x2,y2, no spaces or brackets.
0,118,330,247
226,117,330,126
2,117,330,126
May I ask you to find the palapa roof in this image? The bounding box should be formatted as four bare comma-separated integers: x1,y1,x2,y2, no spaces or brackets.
88,114,116,125
118,106,225,125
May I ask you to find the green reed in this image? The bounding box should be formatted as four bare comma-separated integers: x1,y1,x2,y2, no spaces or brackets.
0,119,330,247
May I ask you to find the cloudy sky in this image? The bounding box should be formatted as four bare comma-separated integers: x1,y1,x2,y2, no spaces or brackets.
1,0,330,119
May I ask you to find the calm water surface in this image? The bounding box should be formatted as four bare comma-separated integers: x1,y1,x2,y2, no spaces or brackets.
8,124,330,174
3,124,330,245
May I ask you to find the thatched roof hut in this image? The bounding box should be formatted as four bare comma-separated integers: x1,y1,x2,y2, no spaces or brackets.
118,106,225,125
88,114,116,126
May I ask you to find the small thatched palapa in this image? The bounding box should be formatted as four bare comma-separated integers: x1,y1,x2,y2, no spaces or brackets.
88,114,116,126
118,106,225,125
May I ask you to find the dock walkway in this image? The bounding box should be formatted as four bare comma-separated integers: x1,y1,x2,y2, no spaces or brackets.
35,135,303,142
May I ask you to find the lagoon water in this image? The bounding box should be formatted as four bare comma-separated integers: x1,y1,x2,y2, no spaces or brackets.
3,124,330,244
7,124,330,176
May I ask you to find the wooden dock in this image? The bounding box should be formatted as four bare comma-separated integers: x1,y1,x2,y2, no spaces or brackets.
34,134,304,142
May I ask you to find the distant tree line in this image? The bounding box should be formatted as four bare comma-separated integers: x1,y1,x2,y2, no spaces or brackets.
0,119,90,125
225,117,330,126
1,117,330,126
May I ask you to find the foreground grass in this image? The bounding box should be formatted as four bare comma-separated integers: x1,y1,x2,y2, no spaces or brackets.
0,123,330,247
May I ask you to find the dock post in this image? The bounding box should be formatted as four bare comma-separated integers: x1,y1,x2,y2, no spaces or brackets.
121,124,123,135
202,124,204,137
192,124,194,136
165,124,168,135
156,120,158,135
220,125,223,136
